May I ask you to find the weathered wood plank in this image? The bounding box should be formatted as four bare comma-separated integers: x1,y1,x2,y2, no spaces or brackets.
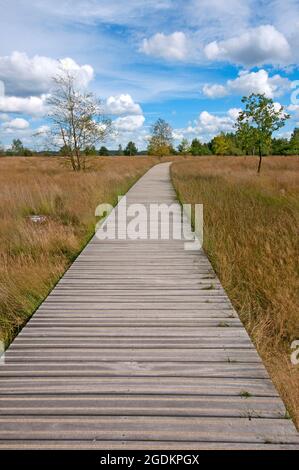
0,441,298,450
0,416,298,444
0,395,285,418
0,377,279,396
3,348,261,362
0,362,269,378
15,326,250,337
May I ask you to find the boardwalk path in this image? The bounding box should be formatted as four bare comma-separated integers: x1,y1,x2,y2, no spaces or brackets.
0,163,298,449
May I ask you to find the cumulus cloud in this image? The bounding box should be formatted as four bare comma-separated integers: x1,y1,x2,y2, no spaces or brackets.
203,70,290,99
3,117,30,130
0,51,94,96
227,108,242,120
0,83,47,115
287,104,299,118
105,94,142,115
202,84,228,98
196,110,236,134
174,108,240,142
140,32,188,61
114,115,145,131
204,25,291,66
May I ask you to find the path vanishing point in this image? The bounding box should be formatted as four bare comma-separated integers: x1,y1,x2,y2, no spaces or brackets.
0,163,298,449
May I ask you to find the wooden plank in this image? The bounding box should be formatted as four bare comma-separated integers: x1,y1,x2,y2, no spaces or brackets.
0,416,298,444
26,316,241,323
0,377,279,396
15,326,250,337
0,362,269,378
0,441,298,450
3,348,261,362
0,395,285,418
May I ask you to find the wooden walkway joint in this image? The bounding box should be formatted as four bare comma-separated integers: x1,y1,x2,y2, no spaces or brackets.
0,163,298,449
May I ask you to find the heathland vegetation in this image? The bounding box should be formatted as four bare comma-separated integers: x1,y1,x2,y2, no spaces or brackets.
171,156,299,427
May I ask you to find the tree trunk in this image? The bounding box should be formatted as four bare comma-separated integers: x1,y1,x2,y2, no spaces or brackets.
257,145,262,173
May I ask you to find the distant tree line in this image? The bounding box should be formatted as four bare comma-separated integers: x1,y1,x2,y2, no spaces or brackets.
2,128,299,160
0,140,139,157
0,139,33,156
174,128,299,157
1,93,297,173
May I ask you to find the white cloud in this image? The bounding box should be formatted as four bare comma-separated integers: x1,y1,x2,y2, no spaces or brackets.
172,131,185,141
227,108,242,120
0,51,94,96
204,25,291,66
185,0,251,40
3,118,30,130
114,115,145,132
35,125,50,134
202,84,228,98
34,0,173,26
197,110,235,134
140,32,188,61
105,94,142,115
203,70,290,99
287,104,299,119
174,108,240,142
0,90,47,116
0,113,9,122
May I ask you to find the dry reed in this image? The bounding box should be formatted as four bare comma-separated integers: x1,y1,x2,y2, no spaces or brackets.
171,156,299,427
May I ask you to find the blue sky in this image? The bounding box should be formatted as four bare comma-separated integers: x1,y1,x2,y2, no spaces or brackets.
0,0,299,150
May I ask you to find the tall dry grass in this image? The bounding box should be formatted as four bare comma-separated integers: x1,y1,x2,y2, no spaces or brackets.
0,156,157,345
171,156,299,427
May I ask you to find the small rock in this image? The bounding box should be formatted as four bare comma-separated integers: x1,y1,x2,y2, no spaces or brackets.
28,215,48,224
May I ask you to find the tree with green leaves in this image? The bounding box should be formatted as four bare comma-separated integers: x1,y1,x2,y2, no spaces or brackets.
84,145,97,156
211,133,231,155
177,138,190,155
148,118,173,157
236,122,258,155
11,139,24,155
9,139,32,156
124,141,138,156
117,144,123,156
224,133,243,156
289,127,299,155
271,137,291,155
99,146,109,156
189,138,211,156
0,141,5,156
236,93,290,173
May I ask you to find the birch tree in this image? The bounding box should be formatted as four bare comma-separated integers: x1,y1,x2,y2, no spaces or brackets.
47,70,111,171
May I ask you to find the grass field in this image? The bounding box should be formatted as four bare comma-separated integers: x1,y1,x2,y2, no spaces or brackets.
0,156,157,346
171,156,299,427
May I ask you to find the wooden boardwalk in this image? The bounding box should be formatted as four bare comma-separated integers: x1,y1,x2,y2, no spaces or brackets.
0,163,298,449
